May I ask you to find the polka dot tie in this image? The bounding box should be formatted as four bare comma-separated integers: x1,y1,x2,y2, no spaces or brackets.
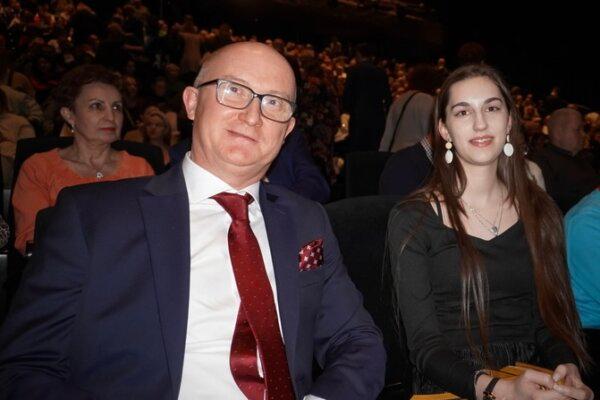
212,192,295,400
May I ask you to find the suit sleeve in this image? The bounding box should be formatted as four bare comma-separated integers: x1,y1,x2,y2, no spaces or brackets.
0,189,94,399
308,204,386,400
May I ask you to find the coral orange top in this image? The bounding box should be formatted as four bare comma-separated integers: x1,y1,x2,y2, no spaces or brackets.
12,148,155,254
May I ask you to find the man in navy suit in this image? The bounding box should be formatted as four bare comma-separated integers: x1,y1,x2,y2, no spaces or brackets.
0,42,385,399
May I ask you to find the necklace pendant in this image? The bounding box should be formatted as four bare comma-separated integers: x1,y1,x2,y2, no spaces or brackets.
490,226,499,236
96,171,104,180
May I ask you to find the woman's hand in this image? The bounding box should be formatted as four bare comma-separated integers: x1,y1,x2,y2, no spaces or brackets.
494,369,567,400
551,364,594,400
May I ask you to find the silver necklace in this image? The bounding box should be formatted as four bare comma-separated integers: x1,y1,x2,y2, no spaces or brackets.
462,195,504,237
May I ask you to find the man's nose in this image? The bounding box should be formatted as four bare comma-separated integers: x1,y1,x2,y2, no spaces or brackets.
239,97,263,126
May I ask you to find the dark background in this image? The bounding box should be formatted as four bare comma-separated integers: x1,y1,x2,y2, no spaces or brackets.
90,0,599,109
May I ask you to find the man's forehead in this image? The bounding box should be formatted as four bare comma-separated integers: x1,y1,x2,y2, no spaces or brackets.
197,42,295,92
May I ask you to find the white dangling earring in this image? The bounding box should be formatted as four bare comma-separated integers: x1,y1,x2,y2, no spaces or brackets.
503,134,514,157
444,140,453,164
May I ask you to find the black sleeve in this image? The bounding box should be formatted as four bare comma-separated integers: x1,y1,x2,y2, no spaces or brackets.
532,297,578,367
387,203,478,399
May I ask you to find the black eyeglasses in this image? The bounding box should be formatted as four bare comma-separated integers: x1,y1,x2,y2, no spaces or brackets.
195,79,296,123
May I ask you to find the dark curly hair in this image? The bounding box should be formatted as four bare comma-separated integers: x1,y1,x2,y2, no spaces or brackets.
54,64,122,110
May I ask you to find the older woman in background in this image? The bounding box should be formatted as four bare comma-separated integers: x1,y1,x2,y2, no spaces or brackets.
12,64,154,255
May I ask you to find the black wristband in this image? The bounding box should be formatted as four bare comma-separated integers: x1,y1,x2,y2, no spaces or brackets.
483,377,500,400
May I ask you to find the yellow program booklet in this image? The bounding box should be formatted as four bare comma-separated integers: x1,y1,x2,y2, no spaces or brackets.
410,363,558,400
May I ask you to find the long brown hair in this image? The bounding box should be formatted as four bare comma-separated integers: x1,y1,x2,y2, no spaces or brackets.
399,64,590,369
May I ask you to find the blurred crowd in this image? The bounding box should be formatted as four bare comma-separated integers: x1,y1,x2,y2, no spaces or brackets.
1,0,599,188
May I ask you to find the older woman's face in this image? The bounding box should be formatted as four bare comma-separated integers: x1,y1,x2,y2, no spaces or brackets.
66,82,123,143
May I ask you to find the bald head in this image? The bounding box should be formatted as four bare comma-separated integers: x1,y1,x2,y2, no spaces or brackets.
548,108,584,153
181,41,298,189
194,42,296,101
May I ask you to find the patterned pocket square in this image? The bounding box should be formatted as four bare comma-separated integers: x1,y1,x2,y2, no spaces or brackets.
298,239,324,272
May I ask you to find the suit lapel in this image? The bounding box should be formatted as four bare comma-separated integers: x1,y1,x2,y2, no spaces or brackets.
260,184,300,373
139,166,190,399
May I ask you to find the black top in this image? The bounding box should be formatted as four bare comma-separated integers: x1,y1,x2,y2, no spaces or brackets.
531,144,599,214
387,200,576,398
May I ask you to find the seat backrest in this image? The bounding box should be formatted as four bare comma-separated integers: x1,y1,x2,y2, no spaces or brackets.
111,140,165,175
325,195,411,399
345,151,391,198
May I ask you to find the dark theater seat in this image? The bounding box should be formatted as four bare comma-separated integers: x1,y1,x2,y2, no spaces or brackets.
325,195,411,400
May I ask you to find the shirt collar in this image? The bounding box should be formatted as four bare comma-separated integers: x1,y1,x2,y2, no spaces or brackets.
182,152,260,204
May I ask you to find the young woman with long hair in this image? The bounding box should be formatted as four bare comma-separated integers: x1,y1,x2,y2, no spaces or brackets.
387,64,593,400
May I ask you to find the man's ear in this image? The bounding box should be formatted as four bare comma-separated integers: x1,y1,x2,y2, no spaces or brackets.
60,107,74,128
182,86,198,120
438,119,450,142
283,117,295,140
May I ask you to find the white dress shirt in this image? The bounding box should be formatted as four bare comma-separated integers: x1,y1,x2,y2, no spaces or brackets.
178,153,324,400
178,153,281,399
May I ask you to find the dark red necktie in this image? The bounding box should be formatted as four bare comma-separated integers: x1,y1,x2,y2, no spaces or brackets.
212,192,295,400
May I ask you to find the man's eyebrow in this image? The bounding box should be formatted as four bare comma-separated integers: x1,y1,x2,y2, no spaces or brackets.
220,75,293,101
450,97,503,110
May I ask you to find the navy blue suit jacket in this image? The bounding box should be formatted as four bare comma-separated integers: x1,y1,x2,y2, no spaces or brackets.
0,165,385,399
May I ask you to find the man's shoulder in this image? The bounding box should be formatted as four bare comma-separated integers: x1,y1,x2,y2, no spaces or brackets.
60,175,154,204
530,145,560,165
263,182,317,205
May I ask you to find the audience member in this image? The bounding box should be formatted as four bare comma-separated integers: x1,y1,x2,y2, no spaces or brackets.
0,42,385,399
0,47,35,97
565,187,600,394
342,43,391,153
0,88,35,187
11,64,154,255
379,63,438,152
531,108,599,214
178,15,203,73
387,64,593,399
140,107,172,164
0,83,43,131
